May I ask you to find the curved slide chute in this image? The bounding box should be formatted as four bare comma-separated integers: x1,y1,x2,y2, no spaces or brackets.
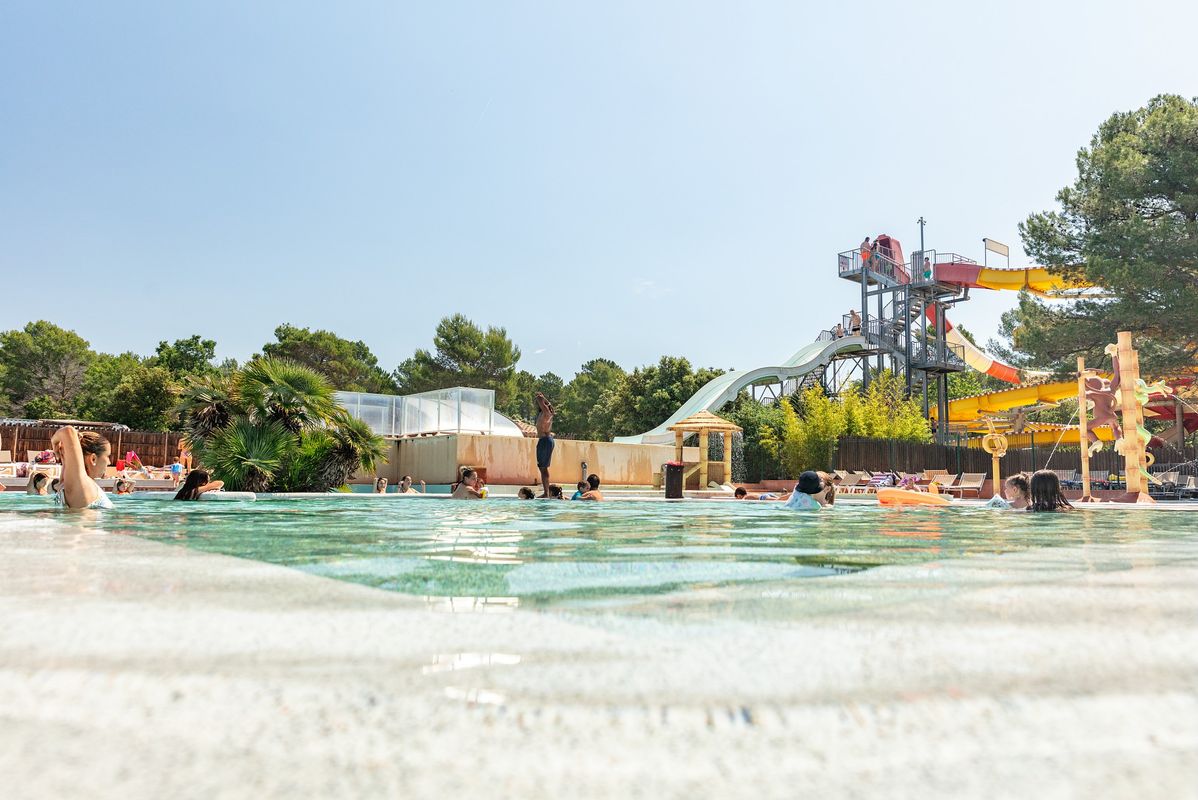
613,336,867,445
932,309,1023,384
928,261,1090,385
933,262,1087,297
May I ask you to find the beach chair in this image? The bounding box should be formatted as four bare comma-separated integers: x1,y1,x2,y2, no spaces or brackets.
928,473,958,492
946,473,986,498
842,472,873,494
1052,469,1079,489
1179,475,1198,500
922,469,949,482
1154,469,1183,493
838,473,864,491
859,472,896,493
0,450,11,463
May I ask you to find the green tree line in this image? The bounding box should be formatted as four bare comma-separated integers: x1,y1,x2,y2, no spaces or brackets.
0,316,727,441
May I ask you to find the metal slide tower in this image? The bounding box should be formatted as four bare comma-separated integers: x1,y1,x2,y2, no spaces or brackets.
829,237,969,443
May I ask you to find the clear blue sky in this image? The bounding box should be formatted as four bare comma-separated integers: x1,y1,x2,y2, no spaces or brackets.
2,1,1193,379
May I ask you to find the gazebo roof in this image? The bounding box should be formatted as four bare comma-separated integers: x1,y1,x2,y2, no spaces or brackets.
667,410,742,433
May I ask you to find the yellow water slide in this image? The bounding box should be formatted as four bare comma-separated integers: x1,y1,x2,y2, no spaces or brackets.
930,381,1079,424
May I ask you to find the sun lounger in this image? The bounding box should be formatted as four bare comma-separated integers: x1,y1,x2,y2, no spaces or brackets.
838,473,864,490
946,473,986,498
928,473,958,491
857,472,897,493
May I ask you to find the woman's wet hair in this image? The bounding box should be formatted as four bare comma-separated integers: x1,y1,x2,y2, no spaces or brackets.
1026,469,1073,512
174,469,211,501
548,484,563,499
460,468,476,481
586,474,600,490
77,431,110,458
517,487,535,499
1005,473,1030,497
27,471,49,493
734,487,748,498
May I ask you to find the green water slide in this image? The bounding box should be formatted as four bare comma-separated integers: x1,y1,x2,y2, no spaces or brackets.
613,335,866,445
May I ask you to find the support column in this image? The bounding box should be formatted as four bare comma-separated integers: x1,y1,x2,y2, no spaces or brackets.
1116,332,1140,495
1176,397,1186,449
722,431,732,486
674,430,684,465
698,430,709,489
1077,357,1092,500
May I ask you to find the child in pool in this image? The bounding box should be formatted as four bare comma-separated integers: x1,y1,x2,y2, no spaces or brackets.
784,471,826,511
1027,470,1074,512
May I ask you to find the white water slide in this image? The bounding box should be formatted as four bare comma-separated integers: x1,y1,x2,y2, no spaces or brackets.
613,335,867,445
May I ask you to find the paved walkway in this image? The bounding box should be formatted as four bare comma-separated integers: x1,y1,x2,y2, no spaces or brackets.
2,517,1196,799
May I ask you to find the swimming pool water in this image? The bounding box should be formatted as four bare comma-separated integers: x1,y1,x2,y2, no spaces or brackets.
2,495,1189,606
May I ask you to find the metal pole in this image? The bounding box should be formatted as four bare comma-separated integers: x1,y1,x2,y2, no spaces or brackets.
860,271,870,390
917,216,926,259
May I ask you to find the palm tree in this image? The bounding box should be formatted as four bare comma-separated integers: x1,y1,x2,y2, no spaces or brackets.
175,373,241,444
317,413,388,489
201,419,293,492
240,357,339,434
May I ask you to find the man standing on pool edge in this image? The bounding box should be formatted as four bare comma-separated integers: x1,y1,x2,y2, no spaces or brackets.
535,392,554,498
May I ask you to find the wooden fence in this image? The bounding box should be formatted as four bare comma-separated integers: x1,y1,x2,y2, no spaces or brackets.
834,436,1193,477
1,424,186,468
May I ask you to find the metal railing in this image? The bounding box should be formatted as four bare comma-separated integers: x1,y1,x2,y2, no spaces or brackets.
906,250,977,284
838,247,910,284
909,338,966,371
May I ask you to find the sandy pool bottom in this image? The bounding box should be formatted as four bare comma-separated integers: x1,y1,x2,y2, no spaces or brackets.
1,517,1196,800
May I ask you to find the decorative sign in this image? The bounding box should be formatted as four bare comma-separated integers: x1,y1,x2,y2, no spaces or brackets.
983,238,1009,257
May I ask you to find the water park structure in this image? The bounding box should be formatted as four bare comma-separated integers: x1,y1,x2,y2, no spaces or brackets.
616,232,1198,499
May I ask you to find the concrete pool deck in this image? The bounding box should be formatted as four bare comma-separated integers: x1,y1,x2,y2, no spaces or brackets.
2,517,1197,799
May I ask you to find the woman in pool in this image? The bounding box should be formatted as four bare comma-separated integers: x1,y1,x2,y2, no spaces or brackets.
173,469,225,501
25,471,51,495
985,474,1030,510
1026,469,1073,513
50,426,113,510
451,468,485,500
374,477,389,494
398,475,425,494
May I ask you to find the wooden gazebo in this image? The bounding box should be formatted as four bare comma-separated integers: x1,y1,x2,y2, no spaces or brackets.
668,411,742,489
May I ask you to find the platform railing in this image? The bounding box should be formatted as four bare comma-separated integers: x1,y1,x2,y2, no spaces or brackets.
909,338,967,371
838,247,910,284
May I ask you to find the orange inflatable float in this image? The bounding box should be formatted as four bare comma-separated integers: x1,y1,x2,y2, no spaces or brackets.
877,488,951,507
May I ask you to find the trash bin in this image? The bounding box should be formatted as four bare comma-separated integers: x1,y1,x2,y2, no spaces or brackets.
664,462,684,499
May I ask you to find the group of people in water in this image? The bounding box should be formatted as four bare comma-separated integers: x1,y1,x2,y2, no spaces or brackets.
12,425,224,509
731,467,1075,513
26,398,1074,513
373,476,426,494
984,470,1074,512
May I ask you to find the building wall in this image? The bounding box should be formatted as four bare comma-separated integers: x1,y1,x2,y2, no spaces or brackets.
367,435,694,486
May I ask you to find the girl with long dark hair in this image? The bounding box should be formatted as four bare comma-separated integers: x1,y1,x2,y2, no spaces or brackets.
1027,470,1074,513
173,469,225,501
